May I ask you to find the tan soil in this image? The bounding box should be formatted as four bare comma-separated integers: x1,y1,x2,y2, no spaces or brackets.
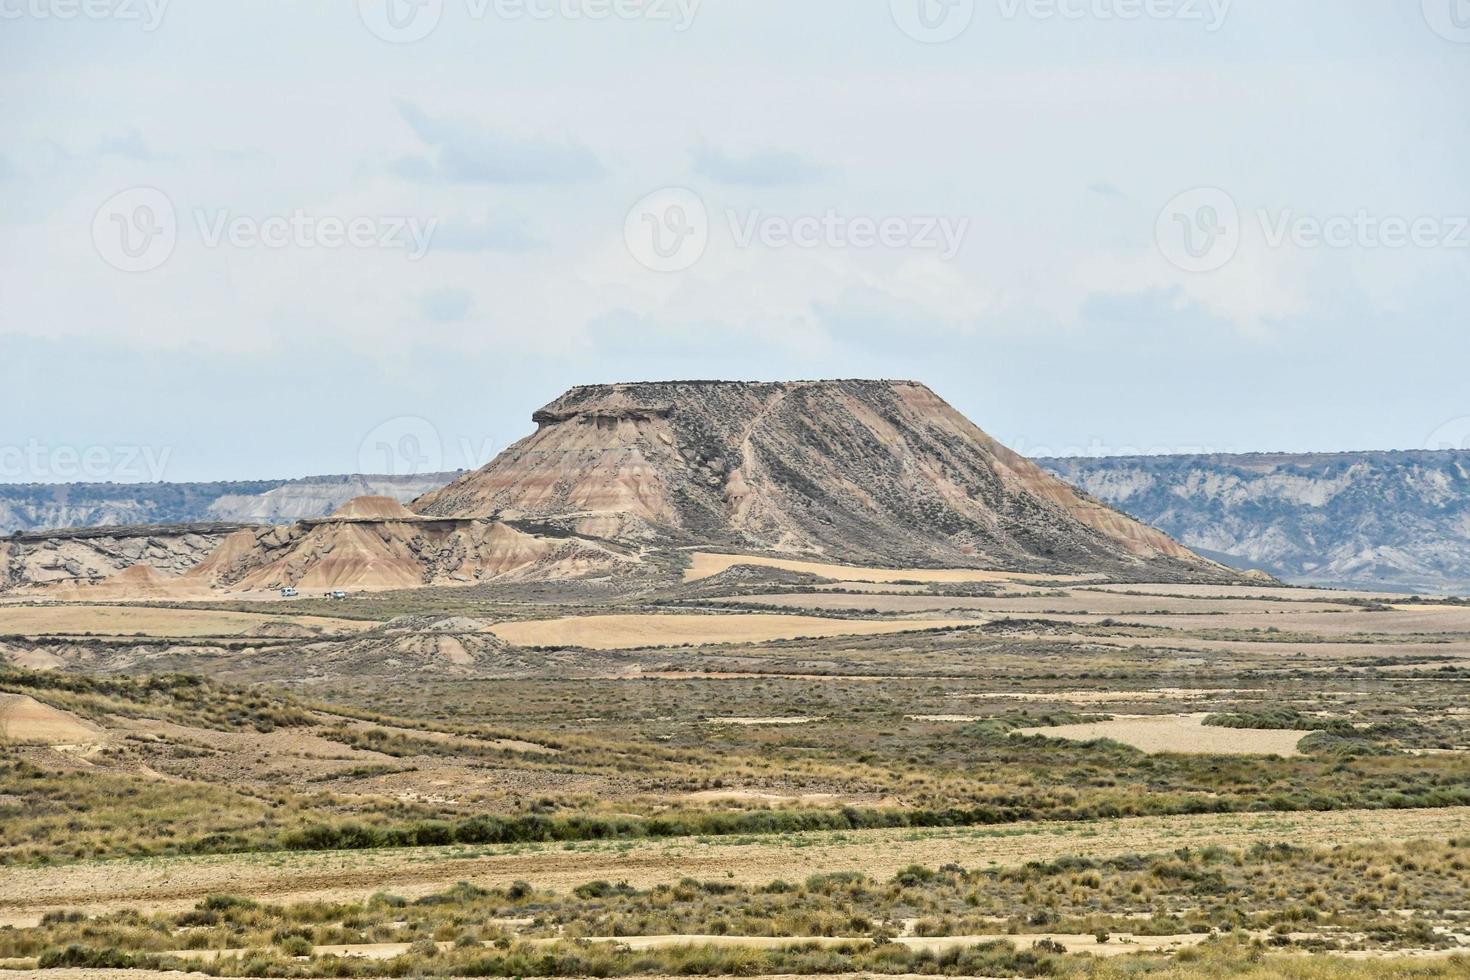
706,716,822,725
947,689,1268,705
4,806,1467,926
0,604,369,638
713,592,1349,616
1083,582,1404,602
684,553,1100,585
1024,608,1470,637
0,695,103,745
1016,713,1307,756
681,790,848,804
487,614,976,650
164,930,1204,963
906,714,986,722
1012,632,1470,662
329,496,418,520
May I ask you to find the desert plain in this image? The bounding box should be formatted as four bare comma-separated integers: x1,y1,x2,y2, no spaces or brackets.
2,382,1469,978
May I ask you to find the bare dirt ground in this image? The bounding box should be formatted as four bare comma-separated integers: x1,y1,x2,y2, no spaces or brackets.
4,807,1467,926
0,694,102,744
0,604,368,638
1015,713,1308,756
711,592,1351,616
1007,632,1470,662
1021,608,1470,637
1081,582,1406,602
683,553,1102,585
487,613,976,649
157,929,1207,963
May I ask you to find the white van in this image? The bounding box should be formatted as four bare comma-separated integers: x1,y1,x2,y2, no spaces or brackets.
280,587,299,598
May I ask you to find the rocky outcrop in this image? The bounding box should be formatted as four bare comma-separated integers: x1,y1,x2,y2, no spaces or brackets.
0,474,460,535
1040,451,1470,593
416,380,1230,580
204,474,460,523
1,523,250,592
176,507,633,592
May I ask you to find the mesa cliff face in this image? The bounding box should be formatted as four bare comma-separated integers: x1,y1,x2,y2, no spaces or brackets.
415,380,1226,579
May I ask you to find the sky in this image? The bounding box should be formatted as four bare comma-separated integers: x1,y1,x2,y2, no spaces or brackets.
2,0,1468,483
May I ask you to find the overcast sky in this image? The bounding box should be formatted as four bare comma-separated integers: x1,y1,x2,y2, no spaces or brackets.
2,0,1468,483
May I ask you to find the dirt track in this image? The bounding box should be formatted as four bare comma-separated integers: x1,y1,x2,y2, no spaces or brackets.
4,806,1468,926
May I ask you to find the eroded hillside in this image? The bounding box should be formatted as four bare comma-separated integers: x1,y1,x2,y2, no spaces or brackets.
416,380,1230,581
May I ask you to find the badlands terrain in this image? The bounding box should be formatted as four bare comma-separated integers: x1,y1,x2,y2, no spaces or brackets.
1043,450,1470,594
15,446,1470,598
1,382,1468,978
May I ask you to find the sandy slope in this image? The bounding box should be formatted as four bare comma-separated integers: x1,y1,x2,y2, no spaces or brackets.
0,694,102,745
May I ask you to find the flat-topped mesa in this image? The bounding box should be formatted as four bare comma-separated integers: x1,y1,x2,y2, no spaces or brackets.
413,379,1235,580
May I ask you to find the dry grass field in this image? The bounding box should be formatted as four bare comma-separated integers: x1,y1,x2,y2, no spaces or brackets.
487,613,977,649
5,805,1470,925
2,559,1468,975
0,604,369,638
710,591,1352,616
